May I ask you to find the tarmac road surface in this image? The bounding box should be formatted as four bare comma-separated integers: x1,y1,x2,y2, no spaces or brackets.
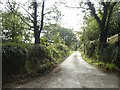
6,51,119,88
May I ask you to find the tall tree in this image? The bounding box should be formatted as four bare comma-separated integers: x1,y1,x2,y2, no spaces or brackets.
33,0,45,44
86,1,117,49
17,0,61,44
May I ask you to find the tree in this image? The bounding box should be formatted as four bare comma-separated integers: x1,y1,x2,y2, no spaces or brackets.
33,0,61,44
108,4,120,36
86,1,117,49
32,0,45,44
79,1,119,62
82,16,99,41
1,0,61,44
1,1,31,43
18,0,61,44
43,24,78,49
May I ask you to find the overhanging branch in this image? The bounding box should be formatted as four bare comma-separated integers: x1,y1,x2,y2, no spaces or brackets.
87,1,101,26
44,10,54,15
16,3,34,19
19,16,33,28
60,2,81,9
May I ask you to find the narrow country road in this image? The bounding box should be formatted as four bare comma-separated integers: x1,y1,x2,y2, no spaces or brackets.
9,51,118,88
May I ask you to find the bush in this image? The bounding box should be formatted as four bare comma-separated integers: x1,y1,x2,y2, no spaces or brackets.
49,48,61,59
2,43,55,84
25,45,54,75
54,43,69,56
105,44,118,64
80,38,118,70
94,43,118,64
2,42,70,84
83,40,98,57
47,43,70,63
2,46,27,76
105,63,117,71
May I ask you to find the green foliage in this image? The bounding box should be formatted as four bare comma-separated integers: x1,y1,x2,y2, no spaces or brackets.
2,42,33,47
2,42,70,84
81,52,117,72
80,16,99,43
108,4,120,36
2,11,22,42
93,62,117,71
81,38,118,63
79,7,119,69
47,47,61,61
40,37,50,46
106,44,118,63
2,45,27,76
43,24,78,49
47,43,70,63
1,6,32,43
80,40,98,57
29,45,50,61
2,11,23,41
2,43,54,83
105,63,117,71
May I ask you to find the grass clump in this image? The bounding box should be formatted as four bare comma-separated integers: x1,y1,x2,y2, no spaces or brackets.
81,51,117,72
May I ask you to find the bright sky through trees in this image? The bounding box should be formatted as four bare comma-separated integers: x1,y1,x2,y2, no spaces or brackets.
0,0,84,31
0,0,119,32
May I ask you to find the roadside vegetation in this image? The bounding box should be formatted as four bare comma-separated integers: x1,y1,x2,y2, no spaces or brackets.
81,51,117,72
1,0,77,86
2,42,71,85
1,0,119,86
78,2,119,72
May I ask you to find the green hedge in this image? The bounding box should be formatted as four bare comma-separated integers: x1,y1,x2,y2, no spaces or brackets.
2,46,27,75
2,42,70,84
80,40,118,68
82,40,98,57
47,43,69,63
2,43,54,83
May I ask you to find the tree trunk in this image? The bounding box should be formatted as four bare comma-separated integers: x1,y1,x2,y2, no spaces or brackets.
99,25,107,48
34,30,40,44
39,0,45,44
33,1,40,44
12,12,15,41
87,1,117,62
99,2,117,49
33,0,45,44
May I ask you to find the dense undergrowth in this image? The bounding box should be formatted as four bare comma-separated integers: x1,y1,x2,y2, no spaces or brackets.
79,34,118,72
2,42,70,85
81,51,117,72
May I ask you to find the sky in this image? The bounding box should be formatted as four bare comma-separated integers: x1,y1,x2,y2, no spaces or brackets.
1,0,119,32
58,0,84,32
0,0,85,32
55,0,84,32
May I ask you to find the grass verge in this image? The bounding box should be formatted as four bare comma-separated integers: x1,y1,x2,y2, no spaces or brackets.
80,51,117,73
